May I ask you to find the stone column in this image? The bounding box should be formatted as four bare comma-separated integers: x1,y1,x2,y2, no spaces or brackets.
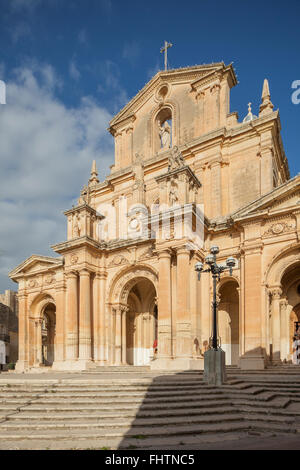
54,285,66,364
35,318,43,366
270,287,282,363
79,269,92,362
259,147,273,195
157,249,172,360
99,273,107,364
239,246,265,369
114,306,122,365
15,289,29,372
176,247,191,358
280,299,289,362
210,161,222,218
66,271,78,361
121,306,127,365
93,273,101,361
109,306,116,365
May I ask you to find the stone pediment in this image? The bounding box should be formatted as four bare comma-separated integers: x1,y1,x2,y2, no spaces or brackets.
109,63,236,130
9,255,63,280
232,174,300,221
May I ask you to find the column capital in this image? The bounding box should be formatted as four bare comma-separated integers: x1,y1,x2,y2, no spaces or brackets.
17,291,28,300
94,271,107,280
157,248,172,259
112,304,128,315
79,268,92,277
65,270,78,279
55,282,66,291
269,286,282,299
176,246,191,256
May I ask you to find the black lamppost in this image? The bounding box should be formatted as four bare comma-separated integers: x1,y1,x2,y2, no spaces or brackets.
195,246,236,384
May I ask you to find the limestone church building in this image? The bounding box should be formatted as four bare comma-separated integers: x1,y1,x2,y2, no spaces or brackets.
9,62,300,372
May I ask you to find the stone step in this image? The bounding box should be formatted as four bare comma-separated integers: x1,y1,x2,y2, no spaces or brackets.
0,410,295,431
6,404,299,422
2,399,232,412
231,396,291,408
0,412,246,430
0,421,295,442
4,406,238,421
0,387,271,401
0,430,251,450
0,385,216,393
0,390,292,407
0,391,285,406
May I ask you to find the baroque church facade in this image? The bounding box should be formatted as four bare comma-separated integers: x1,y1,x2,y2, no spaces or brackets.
9,62,300,372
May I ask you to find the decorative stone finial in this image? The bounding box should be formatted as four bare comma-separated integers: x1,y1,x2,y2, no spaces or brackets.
89,160,99,185
242,102,257,123
259,79,274,116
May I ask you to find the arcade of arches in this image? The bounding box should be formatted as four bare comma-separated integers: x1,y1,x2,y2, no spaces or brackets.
14,244,300,372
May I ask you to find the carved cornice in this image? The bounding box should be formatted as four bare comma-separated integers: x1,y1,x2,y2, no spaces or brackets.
64,203,104,219
155,162,201,188
109,63,235,128
108,113,136,135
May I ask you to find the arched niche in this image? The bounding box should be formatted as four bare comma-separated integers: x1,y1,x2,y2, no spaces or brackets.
155,107,172,152
147,99,180,154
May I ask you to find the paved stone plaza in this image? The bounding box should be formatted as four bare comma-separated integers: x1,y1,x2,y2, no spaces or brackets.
0,367,300,450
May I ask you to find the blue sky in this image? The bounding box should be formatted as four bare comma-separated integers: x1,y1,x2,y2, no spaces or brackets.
0,0,300,291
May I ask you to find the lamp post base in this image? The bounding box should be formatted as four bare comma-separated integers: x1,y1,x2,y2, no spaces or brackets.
203,348,226,386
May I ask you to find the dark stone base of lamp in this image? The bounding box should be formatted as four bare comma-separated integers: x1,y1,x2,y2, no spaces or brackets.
203,348,226,386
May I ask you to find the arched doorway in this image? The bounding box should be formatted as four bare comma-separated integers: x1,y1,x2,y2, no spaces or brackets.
126,278,157,366
265,244,300,363
218,280,239,365
108,265,158,367
276,263,300,363
290,304,300,362
41,303,56,366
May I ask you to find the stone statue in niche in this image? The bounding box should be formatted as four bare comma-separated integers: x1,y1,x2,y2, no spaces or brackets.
73,214,81,238
168,145,185,171
159,120,171,149
78,185,90,205
169,185,178,206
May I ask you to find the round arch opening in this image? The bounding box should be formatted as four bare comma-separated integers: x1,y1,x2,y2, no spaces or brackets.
218,280,239,365
41,302,56,366
126,277,157,366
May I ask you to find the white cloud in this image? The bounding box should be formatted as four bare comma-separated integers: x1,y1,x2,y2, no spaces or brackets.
0,63,114,291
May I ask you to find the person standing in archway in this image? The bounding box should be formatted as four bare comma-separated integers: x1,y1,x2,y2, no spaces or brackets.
292,328,300,364
153,338,158,358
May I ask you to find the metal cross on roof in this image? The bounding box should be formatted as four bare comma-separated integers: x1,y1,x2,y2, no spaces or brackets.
160,41,173,71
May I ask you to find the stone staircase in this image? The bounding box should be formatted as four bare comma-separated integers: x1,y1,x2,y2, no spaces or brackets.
0,369,300,449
